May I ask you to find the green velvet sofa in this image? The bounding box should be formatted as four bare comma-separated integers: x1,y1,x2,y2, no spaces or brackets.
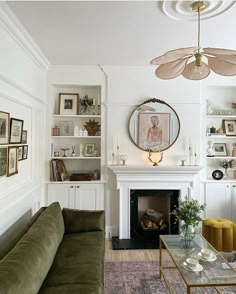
0,202,105,294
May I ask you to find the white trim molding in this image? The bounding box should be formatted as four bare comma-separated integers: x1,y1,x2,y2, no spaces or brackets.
0,1,50,71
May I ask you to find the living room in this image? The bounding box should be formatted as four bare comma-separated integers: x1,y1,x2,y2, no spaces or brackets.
1,1,236,293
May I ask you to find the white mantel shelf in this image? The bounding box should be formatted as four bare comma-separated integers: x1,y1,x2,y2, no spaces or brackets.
109,165,203,239
109,165,203,175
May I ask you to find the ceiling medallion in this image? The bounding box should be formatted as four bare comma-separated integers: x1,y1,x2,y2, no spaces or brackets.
151,1,236,80
161,0,235,21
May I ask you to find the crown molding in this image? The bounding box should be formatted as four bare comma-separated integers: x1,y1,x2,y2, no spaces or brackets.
0,1,50,71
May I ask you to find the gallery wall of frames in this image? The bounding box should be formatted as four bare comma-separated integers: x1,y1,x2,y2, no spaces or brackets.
0,111,28,177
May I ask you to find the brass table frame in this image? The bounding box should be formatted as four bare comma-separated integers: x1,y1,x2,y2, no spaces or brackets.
159,235,236,294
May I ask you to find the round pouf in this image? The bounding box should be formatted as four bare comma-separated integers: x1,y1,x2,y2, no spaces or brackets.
202,218,236,252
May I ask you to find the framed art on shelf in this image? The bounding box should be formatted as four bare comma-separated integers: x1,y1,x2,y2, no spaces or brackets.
9,118,24,144
7,146,18,176
59,93,78,115
59,121,74,136
18,146,23,161
213,143,227,156
0,111,10,145
84,143,95,157
23,145,28,160
138,112,170,151
0,147,7,176
224,120,236,136
21,130,27,144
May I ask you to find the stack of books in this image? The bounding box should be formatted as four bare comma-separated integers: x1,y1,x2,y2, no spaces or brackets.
50,159,69,181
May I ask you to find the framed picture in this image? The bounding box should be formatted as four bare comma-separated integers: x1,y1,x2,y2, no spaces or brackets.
9,118,24,144
18,146,23,161
213,143,227,156
84,143,95,157
79,95,93,115
138,112,170,151
0,111,10,145
21,130,27,144
7,146,18,176
212,170,224,180
23,145,28,160
59,121,74,136
0,147,7,176
59,93,78,115
224,120,236,136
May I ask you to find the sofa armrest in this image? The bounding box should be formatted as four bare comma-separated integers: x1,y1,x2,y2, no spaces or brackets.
62,209,105,234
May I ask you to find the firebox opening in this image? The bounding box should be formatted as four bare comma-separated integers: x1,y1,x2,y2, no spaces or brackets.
130,189,179,241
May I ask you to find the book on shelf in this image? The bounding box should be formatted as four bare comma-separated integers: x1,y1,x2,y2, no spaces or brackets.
50,159,69,181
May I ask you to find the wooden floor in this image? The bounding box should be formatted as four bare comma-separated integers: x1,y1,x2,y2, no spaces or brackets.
105,240,172,262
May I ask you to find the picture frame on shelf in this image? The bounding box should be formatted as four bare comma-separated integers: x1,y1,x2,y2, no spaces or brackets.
0,111,10,145
0,147,7,176
9,118,24,144
7,146,18,176
59,93,78,115
18,146,23,161
223,120,236,136
213,143,227,156
84,143,95,157
21,130,27,144
212,169,224,180
79,95,93,115
23,145,28,160
138,112,170,151
59,121,74,136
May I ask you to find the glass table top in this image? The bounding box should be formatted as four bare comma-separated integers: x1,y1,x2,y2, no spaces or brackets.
160,234,236,286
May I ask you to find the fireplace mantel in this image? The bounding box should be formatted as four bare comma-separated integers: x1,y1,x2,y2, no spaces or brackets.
110,165,203,239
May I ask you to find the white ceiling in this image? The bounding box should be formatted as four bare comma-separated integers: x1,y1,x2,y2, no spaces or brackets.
7,1,236,66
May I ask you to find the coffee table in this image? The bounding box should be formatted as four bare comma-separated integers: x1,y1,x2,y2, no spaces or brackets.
160,234,236,294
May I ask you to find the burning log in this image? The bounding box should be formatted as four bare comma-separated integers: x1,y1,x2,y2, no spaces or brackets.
140,209,167,231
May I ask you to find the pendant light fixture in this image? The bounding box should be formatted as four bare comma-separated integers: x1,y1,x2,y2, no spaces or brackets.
150,1,236,80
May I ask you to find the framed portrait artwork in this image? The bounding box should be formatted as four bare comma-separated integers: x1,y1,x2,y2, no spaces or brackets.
59,93,78,115
7,146,18,176
0,111,10,145
224,120,236,136
213,143,227,156
23,145,28,160
84,143,95,157
21,130,27,144
138,112,170,151
18,146,23,161
9,118,24,144
0,147,7,176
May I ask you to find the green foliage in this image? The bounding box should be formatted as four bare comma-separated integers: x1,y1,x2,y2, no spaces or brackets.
171,196,206,227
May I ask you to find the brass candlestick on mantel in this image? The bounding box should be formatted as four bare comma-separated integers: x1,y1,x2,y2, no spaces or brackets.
148,150,163,166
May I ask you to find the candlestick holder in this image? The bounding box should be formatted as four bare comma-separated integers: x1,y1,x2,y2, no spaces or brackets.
116,146,120,165
188,145,193,166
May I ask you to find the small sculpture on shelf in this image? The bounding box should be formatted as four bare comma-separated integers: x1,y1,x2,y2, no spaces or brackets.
60,148,69,157
71,146,76,157
207,141,214,157
84,120,100,136
219,159,234,178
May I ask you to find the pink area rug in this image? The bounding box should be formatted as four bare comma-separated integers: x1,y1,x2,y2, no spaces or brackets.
105,261,236,294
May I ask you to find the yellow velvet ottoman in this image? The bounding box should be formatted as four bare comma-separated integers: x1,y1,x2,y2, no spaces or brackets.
202,218,236,252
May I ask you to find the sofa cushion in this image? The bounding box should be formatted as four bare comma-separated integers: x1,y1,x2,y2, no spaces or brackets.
0,202,64,294
39,231,104,292
63,209,105,233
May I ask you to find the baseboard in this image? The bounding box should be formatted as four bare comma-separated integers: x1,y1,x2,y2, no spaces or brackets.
105,225,118,240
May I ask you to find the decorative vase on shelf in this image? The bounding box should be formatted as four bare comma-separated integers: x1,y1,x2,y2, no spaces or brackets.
180,222,196,242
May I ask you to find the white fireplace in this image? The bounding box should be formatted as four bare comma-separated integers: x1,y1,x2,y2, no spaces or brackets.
110,165,202,239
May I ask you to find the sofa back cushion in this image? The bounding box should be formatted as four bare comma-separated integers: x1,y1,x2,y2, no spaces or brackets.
0,202,64,294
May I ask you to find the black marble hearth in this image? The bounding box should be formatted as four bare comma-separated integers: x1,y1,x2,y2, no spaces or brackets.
112,236,160,250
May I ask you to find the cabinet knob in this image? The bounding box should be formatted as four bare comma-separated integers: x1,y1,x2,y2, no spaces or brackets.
70,185,74,188
232,185,236,188
76,186,80,188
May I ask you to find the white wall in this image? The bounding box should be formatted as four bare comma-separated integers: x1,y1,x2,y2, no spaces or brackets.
102,66,202,236
0,3,49,234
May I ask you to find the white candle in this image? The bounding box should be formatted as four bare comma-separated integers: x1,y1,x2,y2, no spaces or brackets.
113,137,116,154
117,136,119,148
97,95,100,105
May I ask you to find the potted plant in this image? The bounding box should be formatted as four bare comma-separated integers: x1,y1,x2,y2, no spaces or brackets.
171,196,206,241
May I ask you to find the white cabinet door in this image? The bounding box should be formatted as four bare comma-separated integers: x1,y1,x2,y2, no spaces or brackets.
74,183,104,210
231,184,236,222
47,184,75,208
205,183,231,219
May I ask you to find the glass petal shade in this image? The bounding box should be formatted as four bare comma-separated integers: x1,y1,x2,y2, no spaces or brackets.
203,48,236,55
206,54,236,65
155,57,190,80
150,47,198,65
208,56,236,76
182,61,210,80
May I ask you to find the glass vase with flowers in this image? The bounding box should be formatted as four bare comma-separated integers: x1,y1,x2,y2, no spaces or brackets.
171,196,206,242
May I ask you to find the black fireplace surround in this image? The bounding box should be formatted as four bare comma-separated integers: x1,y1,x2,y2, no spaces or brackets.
112,189,179,250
